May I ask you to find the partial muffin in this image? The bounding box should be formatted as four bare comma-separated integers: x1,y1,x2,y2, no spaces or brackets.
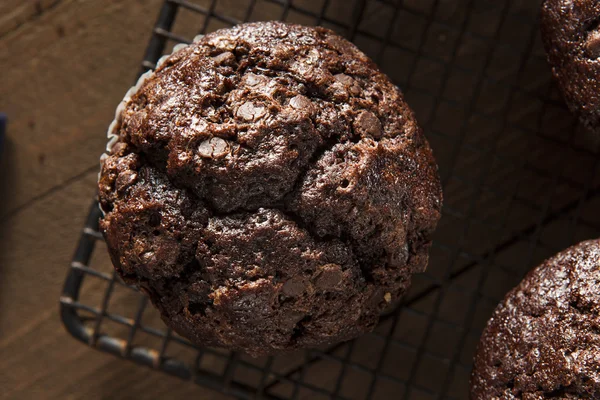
471,239,600,399
541,0,600,132
98,21,442,356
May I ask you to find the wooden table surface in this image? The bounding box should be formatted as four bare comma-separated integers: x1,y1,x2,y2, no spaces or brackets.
0,1,229,398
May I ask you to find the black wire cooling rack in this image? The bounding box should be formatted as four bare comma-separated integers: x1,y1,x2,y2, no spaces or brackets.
60,0,600,398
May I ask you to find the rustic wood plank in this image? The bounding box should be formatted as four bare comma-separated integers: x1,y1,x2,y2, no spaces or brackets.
0,0,62,37
0,0,162,220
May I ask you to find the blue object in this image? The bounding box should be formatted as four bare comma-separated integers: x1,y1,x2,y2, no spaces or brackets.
0,113,5,156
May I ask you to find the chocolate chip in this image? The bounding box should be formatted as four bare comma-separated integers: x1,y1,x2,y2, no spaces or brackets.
334,73,361,96
586,30,600,59
212,51,235,65
244,73,268,87
282,277,306,297
198,137,229,158
212,37,236,51
140,250,156,264
289,95,312,111
190,115,208,133
314,264,343,289
329,81,349,102
354,110,383,139
272,43,293,59
115,170,138,192
237,101,267,122
198,141,212,157
334,73,353,85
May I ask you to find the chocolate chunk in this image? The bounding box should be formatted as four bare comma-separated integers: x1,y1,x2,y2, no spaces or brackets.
282,276,306,297
314,264,343,289
236,101,267,121
189,116,208,133
140,250,156,264
244,73,268,87
210,37,236,51
353,110,383,139
198,137,229,158
211,51,235,65
586,30,600,59
115,170,137,192
289,94,312,111
334,73,361,96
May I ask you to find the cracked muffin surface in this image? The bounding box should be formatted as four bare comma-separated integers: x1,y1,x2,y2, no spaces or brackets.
471,239,600,399
541,0,600,132
98,21,442,356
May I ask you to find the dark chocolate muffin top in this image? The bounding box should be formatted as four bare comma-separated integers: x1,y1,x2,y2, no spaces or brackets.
98,21,442,356
471,239,600,399
541,0,600,132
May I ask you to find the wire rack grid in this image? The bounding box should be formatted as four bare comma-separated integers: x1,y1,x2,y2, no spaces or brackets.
60,0,600,399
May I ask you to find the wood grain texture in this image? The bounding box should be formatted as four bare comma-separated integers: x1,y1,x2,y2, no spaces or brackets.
0,0,62,37
0,0,160,220
0,1,229,399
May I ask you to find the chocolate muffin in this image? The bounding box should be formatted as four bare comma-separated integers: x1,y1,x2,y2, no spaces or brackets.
98,21,442,356
541,0,600,132
471,239,600,399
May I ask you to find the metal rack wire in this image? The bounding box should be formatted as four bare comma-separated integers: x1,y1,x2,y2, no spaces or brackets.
60,0,600,398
